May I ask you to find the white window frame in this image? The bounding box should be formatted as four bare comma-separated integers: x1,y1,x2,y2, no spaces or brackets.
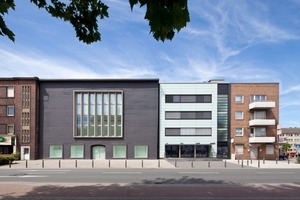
7,124,14,135
7,106,14,116
134,145,148,158
235,111,243,120
235,95,244,103
235,145,244,154
7,86,14,98
113,145,127,158
235,128,243,136
49,145,63,158
70,145,84,158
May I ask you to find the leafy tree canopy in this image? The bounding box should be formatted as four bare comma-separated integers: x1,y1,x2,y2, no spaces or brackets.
281,143,291,152
0,0,190,44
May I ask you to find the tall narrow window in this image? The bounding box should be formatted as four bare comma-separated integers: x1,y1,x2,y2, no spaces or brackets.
7,106,14,116
7,86,14,98
74,91,123,138
7,124,14,135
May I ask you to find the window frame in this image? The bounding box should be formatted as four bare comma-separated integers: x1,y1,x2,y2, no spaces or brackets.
235,111,243,120
70,145,84,158
49,145,63,159
7,86,14,98
134,145,148,159
235,145,244,154
266,145,274,155
7,106,14,116
235,95,244,104
7,124,14,135
113,145,127,159
235,128,243,136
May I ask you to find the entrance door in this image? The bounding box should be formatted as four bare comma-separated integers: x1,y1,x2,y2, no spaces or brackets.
250,147,258,159
92,146,106,160
21,146,30,160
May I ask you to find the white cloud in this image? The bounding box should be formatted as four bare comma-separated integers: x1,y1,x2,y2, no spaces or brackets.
281,85,300,95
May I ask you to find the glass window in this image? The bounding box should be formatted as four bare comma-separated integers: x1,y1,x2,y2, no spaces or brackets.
235,145,243,154
134,145,148,158
49,145,63,158
235,111,243,120
266,145,274,155
70,145,84,158
7,124,14,135
7,106,14,116
255,127,266,137
235,95,243,103
251,95,267,102
235,128,243,136
113,145,126,158
7,86,14,97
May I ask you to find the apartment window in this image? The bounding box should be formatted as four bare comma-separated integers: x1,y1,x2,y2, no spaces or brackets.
21,130,30,143
70,145,84,158
235,145,243,154
165,111,212,120
235,111,243,120
49,145,63,158
250,111,266,120
235,128,243,136
113,145,127,158
250,95,266,102
74,91,123,138
7,124,14,135
22,86,31,109
165,128,212,136
7,106,14,116
266,145,274,155
235,95,243,103
165,95,212,103
7,86,14,98
250,127,266,137
134,145,148,158
22,112,30,126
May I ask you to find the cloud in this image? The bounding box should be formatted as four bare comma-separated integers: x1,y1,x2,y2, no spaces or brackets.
281,85,300,95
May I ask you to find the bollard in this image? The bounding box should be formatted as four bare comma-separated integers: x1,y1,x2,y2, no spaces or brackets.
251,159,252,164
42,160,44,168
238,159,240,164
276,158,278,164
247,160,249,166
158,159,160,168
26,160,28,168
288,158,290,164
9,160,11,168
175,160,177,168
75,160,77,168
258,160,260,168
92,160,94,168
59,160,61,168
142,160,144,168
263,158,265,164
125,160,127,168
109,159,111,168
224,160,227,168
208,161,210,168
191,161,194,168
241,160,244,168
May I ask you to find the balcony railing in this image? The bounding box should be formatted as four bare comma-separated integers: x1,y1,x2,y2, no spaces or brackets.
249,136,275,143
249,101,275,110
249,119,276,126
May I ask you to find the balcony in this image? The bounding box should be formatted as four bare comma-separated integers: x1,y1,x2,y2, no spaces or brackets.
249,119,276,126
249,136,275,143
249,101,275,110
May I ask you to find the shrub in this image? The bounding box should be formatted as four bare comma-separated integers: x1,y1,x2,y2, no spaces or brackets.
0,152,20,165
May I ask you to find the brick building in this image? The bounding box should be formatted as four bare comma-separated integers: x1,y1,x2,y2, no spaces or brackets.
0,77,39,160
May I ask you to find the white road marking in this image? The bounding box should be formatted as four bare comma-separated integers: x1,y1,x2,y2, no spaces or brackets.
178,172,220,174
257,172,294,174
102,172,142,174
20,170,70,172
0,175,48,178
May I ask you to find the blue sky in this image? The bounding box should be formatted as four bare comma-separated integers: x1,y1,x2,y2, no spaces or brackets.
1,0,300,128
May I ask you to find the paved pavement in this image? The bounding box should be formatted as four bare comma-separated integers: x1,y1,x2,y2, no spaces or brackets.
1,158,299,169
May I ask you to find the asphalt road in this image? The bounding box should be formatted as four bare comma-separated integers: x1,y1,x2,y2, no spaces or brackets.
0,168,300,199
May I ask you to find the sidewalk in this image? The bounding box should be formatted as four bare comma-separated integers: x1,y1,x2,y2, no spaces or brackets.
1,158,300,169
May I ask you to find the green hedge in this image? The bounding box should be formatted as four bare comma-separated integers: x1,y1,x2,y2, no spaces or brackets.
0,153,20,165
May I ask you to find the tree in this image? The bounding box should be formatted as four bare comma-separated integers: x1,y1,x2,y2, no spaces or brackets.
0,0,190,44
281,143,291,152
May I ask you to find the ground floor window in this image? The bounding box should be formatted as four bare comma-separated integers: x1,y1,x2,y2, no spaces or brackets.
49,145,63,158
113,145,126,158
71,145,84,158
165,144,209,158
0,146,13,154
235,145,243,154
134,145,148,158
266,145,274,155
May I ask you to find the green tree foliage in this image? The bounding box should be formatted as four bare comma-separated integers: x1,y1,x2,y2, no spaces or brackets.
0,0,190,44
281,143,291,152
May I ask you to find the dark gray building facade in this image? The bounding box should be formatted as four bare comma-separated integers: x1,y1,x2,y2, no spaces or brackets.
39,79,159,159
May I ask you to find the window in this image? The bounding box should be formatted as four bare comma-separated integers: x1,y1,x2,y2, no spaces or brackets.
250,111,266,120
235,111,243,120
7,124,14,135
70,145,84,158
250,95,267,102
134,145,148,158
7,86,14,97
165,111,212,120
49,145,63,158
7,106,14,116
74,91,123,137
165,128,212,136
235,95,243,103
113,145,126,158
266,145,274,155
250,127,266,137
21,130,30,143
235,128,243,136
235,145,243,154
165,95,212,103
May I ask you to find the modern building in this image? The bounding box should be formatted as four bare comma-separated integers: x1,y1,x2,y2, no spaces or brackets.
39,79,159,159
230,83,279,160
0,77,39,160
281,128,300,155
160,82,217,158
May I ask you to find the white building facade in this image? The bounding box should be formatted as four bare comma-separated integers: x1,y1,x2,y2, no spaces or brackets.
159,83,218,158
